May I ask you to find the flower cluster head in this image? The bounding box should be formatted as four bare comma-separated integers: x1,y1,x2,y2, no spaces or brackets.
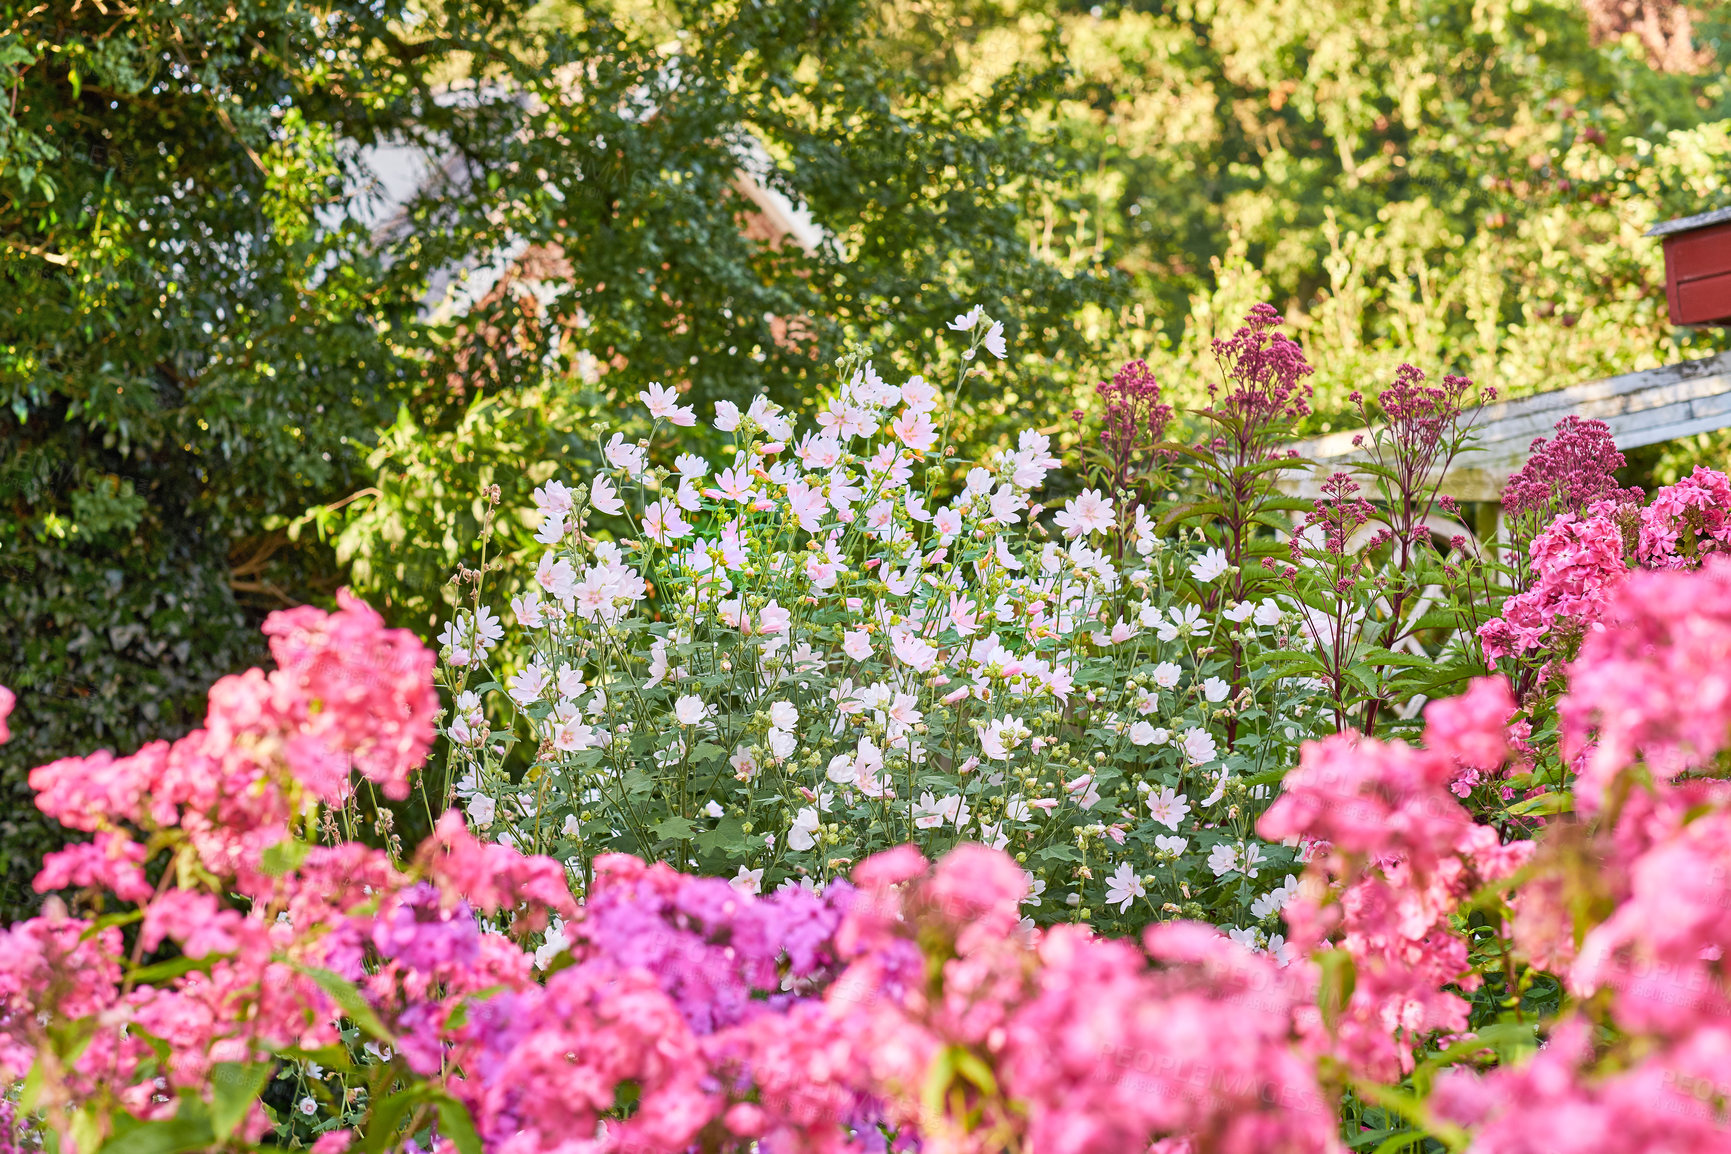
1351,363,1480,462
1559,557,1731,812
29,591,437,902
1501,416,1640,527
1479,465,1731,668
1094,358,1175,484
1438,561,1731,1152
1206,302,1314,443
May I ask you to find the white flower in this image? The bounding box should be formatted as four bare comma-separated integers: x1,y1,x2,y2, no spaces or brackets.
993,536,1024,572
1251,874,1300,920
982,320,1008,360
534,920,569,969
674,694,713,727
1200,769,1227,807
1267,933,1293,966
912,792,968,830
511,590,546,630
552,716,596,752
1189,547,1230,583
766,727,797,761
1053,489,1115,538
730,745,759,779
642,498,691,545
901,374,939,413
507,660,550,707
1206,843,1238,877
1227,926,1262,950
1180,727,1218,765
714,399,742,431
978,821,1009,850
842,629,873,661
298,1097,317,1117
979,715,1031,760
1021,873,1046,907
788,806,820,851
1067,773,1101,810
466,793,498,829
890,628,938,672
639,382,696,426
703,800,725,818
988,484,1024,525
1223,600,1255,623
1154,834,1189,857
1202,676,1231,703
604,432,647,476
731,866,765,895
1104,862,1146,912
1152,661,1182,689
1157,605,1203,642
589,473,625,516
536,552,577,601
1129,720,1159,746
1146,786,1190,830
1254,598,1284,628
534,509,567,545
947,304,984,331
768,700,798,730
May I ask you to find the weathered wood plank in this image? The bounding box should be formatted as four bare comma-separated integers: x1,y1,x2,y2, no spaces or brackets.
1282,352,1731,500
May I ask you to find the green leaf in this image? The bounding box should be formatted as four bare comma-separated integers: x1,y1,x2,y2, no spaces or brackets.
210,1061,272,1140
356,1087,425,1154
434,1094,484,1154
97,1115,214,1154
1505,790,1574,817
297,965,395,1042
129,955,213,985
695,815,745,855
652,816,696,841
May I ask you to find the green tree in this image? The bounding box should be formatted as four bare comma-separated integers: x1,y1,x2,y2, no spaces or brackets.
0,0,1118,915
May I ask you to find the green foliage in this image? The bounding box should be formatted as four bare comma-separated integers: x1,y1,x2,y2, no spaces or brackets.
1027,0,1731,411
0,0,1117,917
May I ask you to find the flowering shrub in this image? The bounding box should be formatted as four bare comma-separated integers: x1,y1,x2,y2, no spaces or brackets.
432,310,1351,948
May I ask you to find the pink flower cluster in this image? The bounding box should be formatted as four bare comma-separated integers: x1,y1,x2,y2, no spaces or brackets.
1559,558,1731,812
1479,461,1731,667
1428,562,1731,1151
30,590,435,860
1500,416,1638,527
446,855,869,1154
1636,465,1731,569
1257,677,1530,1080
1205,303,1313,446
0,594,560,1142
830,844,1340,1154
1478,506,1630,666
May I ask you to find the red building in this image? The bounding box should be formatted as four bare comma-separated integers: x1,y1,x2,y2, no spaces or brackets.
1649,207,1731,326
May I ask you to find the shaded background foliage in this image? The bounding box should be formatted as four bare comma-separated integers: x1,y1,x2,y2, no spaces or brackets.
3,0,1729,917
